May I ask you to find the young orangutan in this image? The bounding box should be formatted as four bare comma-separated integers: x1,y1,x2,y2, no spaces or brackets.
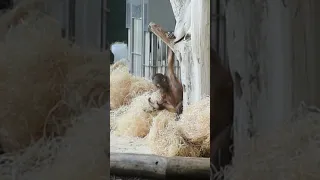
148,47,183,115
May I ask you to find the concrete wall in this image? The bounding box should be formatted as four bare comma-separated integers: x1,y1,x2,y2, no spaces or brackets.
225,0,320,147
149,0,175,31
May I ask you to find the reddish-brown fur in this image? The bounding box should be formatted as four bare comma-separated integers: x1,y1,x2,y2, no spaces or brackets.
148,47,183,115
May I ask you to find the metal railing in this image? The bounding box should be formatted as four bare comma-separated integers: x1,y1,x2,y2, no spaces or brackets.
143,32,181,81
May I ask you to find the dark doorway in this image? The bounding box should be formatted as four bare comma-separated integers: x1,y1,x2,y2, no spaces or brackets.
106,0,128,44
0,0,13,10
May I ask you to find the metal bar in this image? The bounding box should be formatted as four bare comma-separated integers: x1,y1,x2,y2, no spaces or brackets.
158,39,162,73
132,52,142,56
148,32,152,79
151,34,156,76
130,1,134,74
145,31,181,80
150,34,154,77
141,0,145,77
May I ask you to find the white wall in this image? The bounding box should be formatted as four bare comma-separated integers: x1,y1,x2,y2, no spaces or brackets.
149,0,175,31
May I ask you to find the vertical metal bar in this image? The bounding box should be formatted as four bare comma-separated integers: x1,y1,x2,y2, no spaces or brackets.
152,34,157,75
130,2,134,74
151,33,154,78
159,40,162,74
151,34,155,75
149,32,152,79
160,39,161,73
131,18,135,74
159,39,162,73
154,38,156,74
162,40,164,74
147,32,150,79
157,39,159,73
149,33,151,79
141,0,145,77
155,38,158,73
157,38,160,74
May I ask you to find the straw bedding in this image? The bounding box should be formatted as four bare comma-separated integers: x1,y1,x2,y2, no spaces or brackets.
0,18,108,151
0,0,109,179
110,62,156,110
110,61,210,157
147,97,210,157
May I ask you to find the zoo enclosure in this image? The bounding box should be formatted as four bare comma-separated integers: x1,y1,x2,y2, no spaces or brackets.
144,32,181,80
126,0,181,80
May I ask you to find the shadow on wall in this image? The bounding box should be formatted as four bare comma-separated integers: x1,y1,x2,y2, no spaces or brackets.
210,46,234,179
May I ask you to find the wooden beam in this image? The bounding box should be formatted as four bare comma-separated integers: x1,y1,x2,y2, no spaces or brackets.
148,22,174,51
110,153,210,180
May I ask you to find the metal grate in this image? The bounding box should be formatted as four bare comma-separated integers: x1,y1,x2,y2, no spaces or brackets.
127,0,179,80
143,33,181,81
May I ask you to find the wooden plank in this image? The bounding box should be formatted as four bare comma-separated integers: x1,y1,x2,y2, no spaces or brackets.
148,22,174,51
110,152,210,180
